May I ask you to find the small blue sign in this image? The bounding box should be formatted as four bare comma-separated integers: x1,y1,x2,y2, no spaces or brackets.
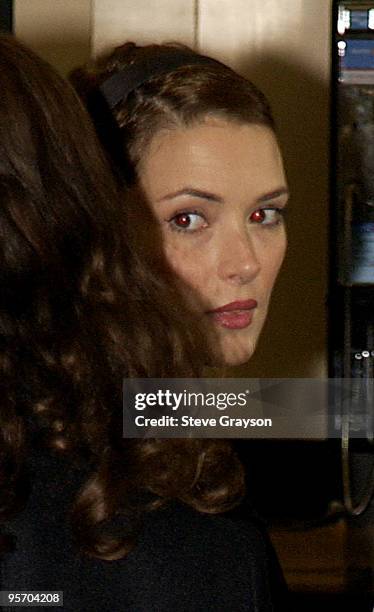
342,39,374,70
350,223,374,284
351,10,368,30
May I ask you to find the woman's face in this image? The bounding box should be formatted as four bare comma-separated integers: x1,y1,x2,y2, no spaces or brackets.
140,119,288,366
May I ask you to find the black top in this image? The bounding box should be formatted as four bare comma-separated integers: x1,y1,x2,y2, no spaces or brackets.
0,448,288,611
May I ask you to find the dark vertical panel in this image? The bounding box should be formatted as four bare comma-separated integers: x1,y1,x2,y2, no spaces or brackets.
0,0,12,32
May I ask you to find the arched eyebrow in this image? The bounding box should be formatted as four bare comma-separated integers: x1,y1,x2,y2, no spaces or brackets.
157,186,289,204
257,188,289,203
157,188,223,203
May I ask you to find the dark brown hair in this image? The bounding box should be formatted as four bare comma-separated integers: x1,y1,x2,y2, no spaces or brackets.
0,36,244,561
71,42,275,185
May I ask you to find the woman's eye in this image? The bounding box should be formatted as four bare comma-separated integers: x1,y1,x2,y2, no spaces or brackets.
168,212,207,232
249,208,284,226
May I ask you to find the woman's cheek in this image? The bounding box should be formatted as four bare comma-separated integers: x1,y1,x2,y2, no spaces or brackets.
164,242,209,299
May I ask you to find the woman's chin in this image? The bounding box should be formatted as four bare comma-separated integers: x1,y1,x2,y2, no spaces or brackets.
206,337,258,368
221,350,255,368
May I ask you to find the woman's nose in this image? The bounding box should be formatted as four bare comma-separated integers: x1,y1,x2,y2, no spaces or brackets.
217,230,261,285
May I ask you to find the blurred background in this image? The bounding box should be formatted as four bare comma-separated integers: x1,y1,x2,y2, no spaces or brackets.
2,1,373,610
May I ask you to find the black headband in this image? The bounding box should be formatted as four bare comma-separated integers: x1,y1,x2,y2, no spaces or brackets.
99,51,220,110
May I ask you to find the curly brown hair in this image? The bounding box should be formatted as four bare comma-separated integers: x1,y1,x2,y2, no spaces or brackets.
0,36,245,561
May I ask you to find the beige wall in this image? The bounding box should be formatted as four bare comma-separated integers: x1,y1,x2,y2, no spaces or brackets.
14,0,91,75
14,0,332,378
92,0,197,56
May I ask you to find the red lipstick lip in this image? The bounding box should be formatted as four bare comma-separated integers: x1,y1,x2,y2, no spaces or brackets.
207,299,258,314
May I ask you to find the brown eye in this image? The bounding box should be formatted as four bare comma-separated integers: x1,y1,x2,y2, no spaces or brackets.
174,213,192,228
169,212,207,233
249,208,284,226
250,209,266,223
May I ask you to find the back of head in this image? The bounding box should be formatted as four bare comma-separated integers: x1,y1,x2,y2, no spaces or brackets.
0,34,205,403
0,35,119,300
0,37,244,562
